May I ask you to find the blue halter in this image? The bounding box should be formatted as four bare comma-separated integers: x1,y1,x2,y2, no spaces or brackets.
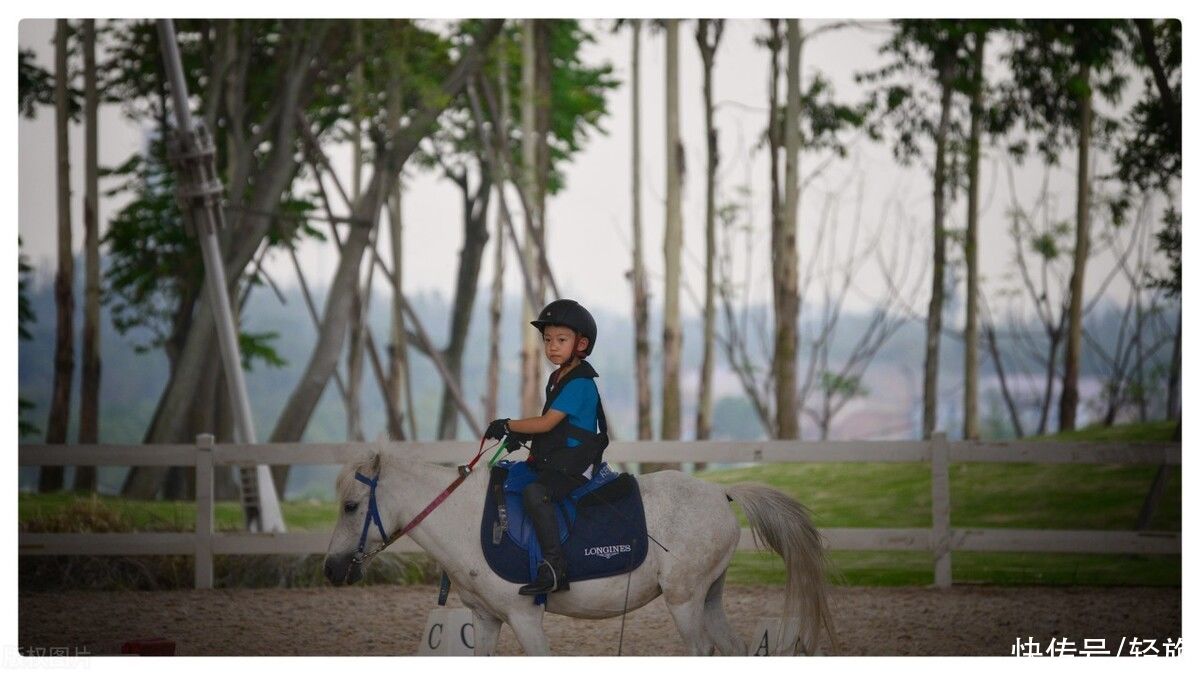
352,471,389,564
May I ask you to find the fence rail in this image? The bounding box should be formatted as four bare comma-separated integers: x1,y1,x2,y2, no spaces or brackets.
19,434,1181,589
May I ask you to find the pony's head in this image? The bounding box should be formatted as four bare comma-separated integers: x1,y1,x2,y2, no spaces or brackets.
323,451,385,585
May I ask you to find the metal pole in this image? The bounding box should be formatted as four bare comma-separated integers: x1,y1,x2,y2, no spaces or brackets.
156,20,285,533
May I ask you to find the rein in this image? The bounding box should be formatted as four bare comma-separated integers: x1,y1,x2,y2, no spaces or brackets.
352,437,498,566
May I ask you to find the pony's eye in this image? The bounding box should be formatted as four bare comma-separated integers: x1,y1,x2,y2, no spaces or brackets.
343,501,358,514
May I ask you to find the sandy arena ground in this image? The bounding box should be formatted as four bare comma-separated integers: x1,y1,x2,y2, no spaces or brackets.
18,583,1180,656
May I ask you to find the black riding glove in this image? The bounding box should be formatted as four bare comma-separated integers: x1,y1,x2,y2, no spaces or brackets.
484,418,510,441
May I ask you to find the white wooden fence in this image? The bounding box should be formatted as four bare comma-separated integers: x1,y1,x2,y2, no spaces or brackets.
19,433,1181,589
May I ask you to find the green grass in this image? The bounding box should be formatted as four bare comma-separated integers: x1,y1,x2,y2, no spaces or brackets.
17,495,435,590
1026,419,1178,442
18,493,337,532
704,421,1181,587
697,462,1180,531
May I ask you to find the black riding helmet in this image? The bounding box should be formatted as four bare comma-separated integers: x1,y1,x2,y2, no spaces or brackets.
530,299,597,357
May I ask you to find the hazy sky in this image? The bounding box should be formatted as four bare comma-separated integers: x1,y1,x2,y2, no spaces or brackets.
18,18,1160,324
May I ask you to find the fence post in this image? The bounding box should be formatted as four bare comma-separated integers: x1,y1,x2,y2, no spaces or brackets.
930,431,951,588
195,433,215,589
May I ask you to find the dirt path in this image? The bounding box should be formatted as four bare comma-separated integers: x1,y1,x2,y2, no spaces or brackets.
18,584,1180,656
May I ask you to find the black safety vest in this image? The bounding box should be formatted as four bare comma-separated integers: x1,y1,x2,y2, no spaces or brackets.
528,359,609,477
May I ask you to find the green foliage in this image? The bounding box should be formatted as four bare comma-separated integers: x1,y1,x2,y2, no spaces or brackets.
103,142,289,371
1146,206,1180,298
493,20,618,196
18,238,36,341
17,48,54,118
334,19,452,146
238,331,286,371
1110,20,1181,301
99,20,369,369
855,20,974,166
1029,231,1060,260
1000,20,1128,164
1114,20,1180,193
18,33,86,121
795,71,876,156
101,143,201,355
820,372,866,399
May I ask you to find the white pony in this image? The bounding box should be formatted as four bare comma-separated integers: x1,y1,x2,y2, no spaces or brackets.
324,452,835,656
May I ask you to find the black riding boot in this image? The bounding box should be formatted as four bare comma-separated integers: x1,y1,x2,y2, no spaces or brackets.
519,485,570,595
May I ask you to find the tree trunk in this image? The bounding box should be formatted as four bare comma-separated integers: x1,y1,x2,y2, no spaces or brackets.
1059,66,1092,432
346,290,365,440
630,20,653,441
519,19,544,418
212,365,242,500
484,41,511,426
694,20,722,451
43,18,74,493
436,171,492,439
384,62,414,441
1166,307,1181,420
345,21,367,442
75,18,100,492
1134,290,1147,422
1134,421,1178,530
962,30,986,441
765,19,783,428
774,19,801,440
984,323,1025,438
534,22,552,247
485,190,505,423
1037,330,1062,436
921,55,950,439
658,18,683,462
922,57,954,440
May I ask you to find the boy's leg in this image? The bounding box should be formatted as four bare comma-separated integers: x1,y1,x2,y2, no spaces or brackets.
519,471,583,594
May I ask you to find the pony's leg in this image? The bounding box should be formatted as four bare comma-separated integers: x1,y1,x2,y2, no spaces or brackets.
472,611,502,656
505,609,550,656
666,595,715,656
702,572,747,656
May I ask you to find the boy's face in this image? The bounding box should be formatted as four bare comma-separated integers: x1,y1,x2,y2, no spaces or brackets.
542,325,588,366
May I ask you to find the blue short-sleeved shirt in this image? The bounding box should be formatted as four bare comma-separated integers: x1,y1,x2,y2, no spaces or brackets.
548,378,599,448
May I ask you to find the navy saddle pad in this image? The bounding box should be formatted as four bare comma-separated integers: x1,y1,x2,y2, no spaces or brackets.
480,460,649,590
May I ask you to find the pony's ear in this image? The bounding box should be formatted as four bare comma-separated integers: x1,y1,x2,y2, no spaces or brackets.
369,452,381,476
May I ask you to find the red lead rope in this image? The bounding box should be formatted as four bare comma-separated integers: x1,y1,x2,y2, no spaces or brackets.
365,437,492,560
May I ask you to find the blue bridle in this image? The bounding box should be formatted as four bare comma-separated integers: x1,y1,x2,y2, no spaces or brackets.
352,471,388,564
346,440,497,568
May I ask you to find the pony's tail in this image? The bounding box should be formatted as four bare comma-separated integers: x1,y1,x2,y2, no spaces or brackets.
725,483,836,654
